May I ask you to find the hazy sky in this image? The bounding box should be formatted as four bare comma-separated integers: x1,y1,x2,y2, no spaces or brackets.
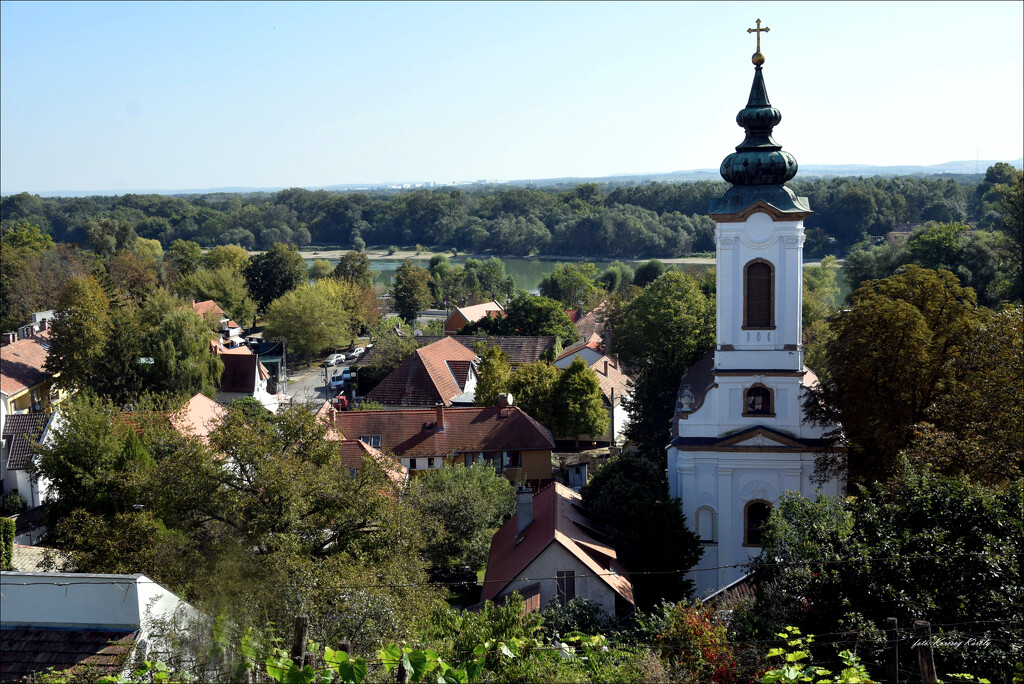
2,1,1022,194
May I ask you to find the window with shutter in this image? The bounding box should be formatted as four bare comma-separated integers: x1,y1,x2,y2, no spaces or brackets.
744,261,774,328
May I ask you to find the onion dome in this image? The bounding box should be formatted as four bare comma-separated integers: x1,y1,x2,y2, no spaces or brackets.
710,58,811,217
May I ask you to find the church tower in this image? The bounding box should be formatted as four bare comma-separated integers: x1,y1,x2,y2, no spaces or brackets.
666,24,842,597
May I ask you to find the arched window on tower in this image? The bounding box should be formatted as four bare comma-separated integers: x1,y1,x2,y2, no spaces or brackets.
744,260,774,328
744,500,772,547
743,383,774,416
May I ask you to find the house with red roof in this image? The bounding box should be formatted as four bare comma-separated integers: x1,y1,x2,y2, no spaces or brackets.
1,410,58,509
323,402,555,481
215,353,283,412
482,483,635,616
1,329,67,416
191,299,245,348
444,301,505,335
366,336,479,407
169,393,228,443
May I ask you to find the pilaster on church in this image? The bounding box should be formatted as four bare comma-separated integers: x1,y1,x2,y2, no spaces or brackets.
667,24,843,598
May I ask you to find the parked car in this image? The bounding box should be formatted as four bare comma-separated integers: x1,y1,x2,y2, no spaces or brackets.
350,347,366,358
324,353,346,367
330,394,348,410
329,367,353,390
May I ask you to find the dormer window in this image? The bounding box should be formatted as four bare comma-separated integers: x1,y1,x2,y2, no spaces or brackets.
360,435,381,448
743,260,774,329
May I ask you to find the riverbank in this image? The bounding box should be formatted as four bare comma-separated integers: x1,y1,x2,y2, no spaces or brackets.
295,247,721,266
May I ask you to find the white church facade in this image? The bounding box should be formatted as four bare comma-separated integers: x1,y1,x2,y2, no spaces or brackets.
666,34,843,597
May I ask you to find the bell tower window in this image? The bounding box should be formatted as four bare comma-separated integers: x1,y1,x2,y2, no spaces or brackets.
743,384,774,417
743,260,774,329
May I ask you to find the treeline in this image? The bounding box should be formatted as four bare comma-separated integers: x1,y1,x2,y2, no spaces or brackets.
2,164,1016,258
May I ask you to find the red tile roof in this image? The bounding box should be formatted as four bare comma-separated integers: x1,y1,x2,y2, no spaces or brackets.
367,337,478,407
170,393,227,442
0,628,138,681
556,332,604,361
588,355,632,407
1,332,51,395
482,482,634,605
337,438,408,489
575,301,609,340
325,405,555,458
191,300,226,318
360,336,557,368
453,301,505,324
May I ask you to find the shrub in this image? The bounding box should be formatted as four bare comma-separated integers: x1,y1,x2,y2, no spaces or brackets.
1,491,27,516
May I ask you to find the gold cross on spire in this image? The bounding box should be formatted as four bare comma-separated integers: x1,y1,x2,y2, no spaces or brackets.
747,18,769,65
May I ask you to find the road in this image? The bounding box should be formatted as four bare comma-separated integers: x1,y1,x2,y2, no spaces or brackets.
283,364,337,408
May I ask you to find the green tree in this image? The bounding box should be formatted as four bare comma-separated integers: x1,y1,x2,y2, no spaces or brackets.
356,321,418,394
474,345,512,407
1,221,54,250
582,455,702,608
173,266,257,327
263,278,368,362
142,297,225,399
633,259,667,288
86,217,137,257
906,221,968,270
553,356,608,447
405,463,515,571
333,250,374,289
167,239,203,277
538,262,602,309
308,258,334,281
47,275,112,392
506,361,560,430
243,243,307,313
463,292,579,344
743,471,1023,680
201,244,250,273
610,271,715,458
904,305,1023,485
390,258,433,323
801,255,841,329
91,305,147,406
805,266,985,483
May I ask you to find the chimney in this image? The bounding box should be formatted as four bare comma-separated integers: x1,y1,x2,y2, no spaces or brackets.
498,393,510,408
38,319,48,332
435,403,445,431
516,487,533,535
603,359,608,376
2,332,16,346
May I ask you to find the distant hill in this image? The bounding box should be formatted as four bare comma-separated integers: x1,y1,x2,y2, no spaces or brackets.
24,158,1023,198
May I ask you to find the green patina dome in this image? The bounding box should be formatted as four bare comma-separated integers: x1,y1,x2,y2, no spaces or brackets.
710,64,811,216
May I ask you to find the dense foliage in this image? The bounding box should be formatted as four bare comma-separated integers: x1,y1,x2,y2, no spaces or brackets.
2,171,1006,260
738,469,1023,681
582,455,703,609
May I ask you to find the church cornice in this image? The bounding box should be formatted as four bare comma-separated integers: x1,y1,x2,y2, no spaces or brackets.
710,199,812,223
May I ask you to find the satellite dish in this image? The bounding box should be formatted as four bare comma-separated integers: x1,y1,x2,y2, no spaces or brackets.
506,393,514,406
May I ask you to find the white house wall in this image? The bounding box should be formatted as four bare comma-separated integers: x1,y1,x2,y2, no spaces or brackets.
495,542,618,615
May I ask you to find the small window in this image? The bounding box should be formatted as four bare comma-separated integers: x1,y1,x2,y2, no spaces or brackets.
744,500,772,546
409,458,418,471
427,457,435,469
360,435,381,448
744,386,773,416
556,571,576,605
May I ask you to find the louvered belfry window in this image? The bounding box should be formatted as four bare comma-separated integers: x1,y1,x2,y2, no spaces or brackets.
745,261,773,328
